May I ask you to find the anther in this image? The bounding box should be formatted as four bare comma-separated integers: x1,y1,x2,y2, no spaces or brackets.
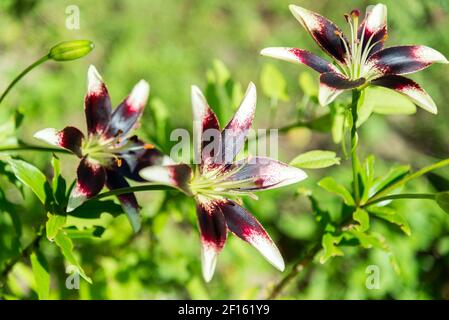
351,9,360,17
144,143,154,149
116,158,123,167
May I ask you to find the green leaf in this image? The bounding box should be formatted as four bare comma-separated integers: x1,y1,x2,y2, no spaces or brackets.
318,177,355,206
290,150,340,169
368,206,411,236
54,232,92,283
360,155,375,203
7,158,48,204
370,165,410,197
356,89,373,127
46,213,67,241
436,192,449,214
260,64,289,101
353,208,370,232
368,87,417,115
30,250,50,300
320,233,344,264
347,230,387,250
298,71,318,97
330,103,346,144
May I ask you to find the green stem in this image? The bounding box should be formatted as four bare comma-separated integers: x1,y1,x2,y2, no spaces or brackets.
363,193,436,207
0,54,50,105
368,158,449,204
91,184,175,200
0,144,70,154
350,90,361,204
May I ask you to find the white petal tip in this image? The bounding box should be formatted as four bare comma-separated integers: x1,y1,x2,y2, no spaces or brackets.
127,211,142,234
201,247,218,283
139,166,169,184
128,80,150,108
66,190,87,213
33,128,59,145
253,238,285,272
87,65,104,92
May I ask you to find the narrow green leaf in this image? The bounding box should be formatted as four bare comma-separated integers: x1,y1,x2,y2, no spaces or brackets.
51,155,61,191
54,232,92,283
30,251,50,300
353,208,370,232
318,177,355,206
8,159,48,204
260,64,289,101
290,150,340,169
46,213,67,241
368,206,411,236
370,165,410,197
320,233,344,264
356,89,373,127
436,192,449,214
361,155,375,203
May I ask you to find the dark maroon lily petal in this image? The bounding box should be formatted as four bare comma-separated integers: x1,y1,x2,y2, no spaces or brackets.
105,169,141,233
106,80,150,138
367,45,448,76
357,4,388,56
33,126,84,157
220,199,284,271
260,47,339,74
224,157,307,191
319,72,366,106
191,85,222,172
371,75,437,114
289,5,350,64
196,199,227,282
67,157,105,212
84,65,112,137
139,164,193,195
221,82,256,165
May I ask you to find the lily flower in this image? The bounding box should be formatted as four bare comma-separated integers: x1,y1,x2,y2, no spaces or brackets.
34,65,168,232
139,83,307,282
261,4,448,113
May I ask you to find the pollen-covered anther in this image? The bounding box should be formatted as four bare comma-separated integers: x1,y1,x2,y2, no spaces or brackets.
116,158,123,167
334,30,342,37
144,143,154,149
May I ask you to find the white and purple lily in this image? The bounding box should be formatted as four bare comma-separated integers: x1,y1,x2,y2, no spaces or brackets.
261,4,448,113
139,83,307,282
33,65,168,232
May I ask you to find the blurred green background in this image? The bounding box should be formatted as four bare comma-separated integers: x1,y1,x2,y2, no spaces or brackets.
1,0,449,299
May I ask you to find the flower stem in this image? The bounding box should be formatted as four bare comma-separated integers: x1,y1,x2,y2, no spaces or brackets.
363,193,436,207
91,184,175,200
0,144,70,154
350,89,361,204
0,54,50,105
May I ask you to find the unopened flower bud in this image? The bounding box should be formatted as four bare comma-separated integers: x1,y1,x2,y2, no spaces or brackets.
49,40,94,61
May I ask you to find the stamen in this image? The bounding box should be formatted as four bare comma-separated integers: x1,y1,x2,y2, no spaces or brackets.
116,158,123,167
144,143,154,149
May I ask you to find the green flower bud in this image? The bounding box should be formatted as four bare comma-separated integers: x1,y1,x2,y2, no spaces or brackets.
49,40,94,61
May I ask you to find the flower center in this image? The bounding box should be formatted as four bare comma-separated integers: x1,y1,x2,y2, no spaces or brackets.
334,9,385,81
188,166,258,201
